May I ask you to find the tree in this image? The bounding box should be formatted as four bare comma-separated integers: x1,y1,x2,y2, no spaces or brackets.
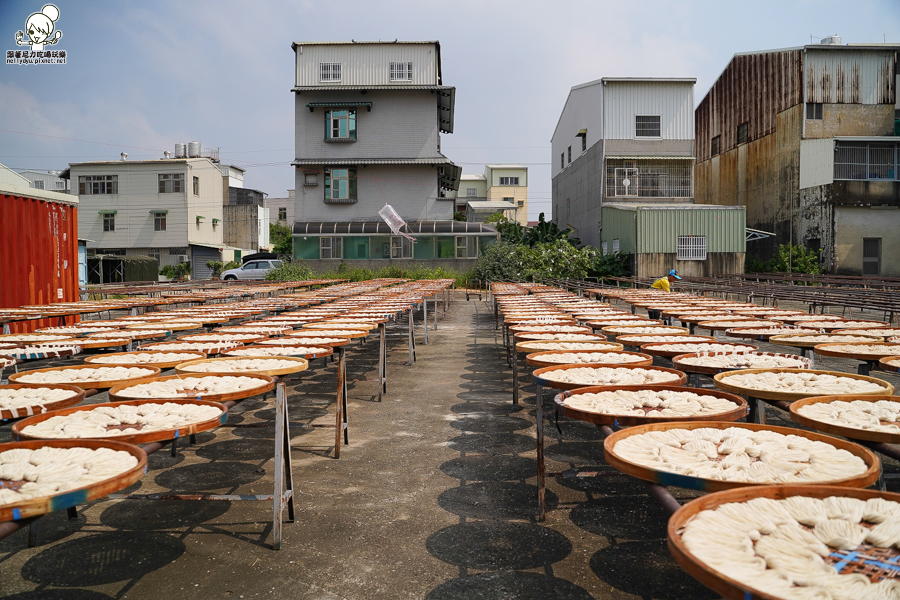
485,212,579,247
270,222,293,254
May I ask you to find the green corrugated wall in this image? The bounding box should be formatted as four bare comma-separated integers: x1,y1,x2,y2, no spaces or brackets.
601,206,746,254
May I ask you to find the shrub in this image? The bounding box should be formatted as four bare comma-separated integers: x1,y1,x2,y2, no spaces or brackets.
206,260,240,279
265,262,314,282
592,251,632,278
471,239,601,283
160,262,191,280
767,244,821,275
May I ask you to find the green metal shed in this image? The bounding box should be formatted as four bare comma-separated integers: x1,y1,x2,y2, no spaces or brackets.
600,203,746,278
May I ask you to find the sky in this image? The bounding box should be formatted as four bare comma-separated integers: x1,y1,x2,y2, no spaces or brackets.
1,0,898,220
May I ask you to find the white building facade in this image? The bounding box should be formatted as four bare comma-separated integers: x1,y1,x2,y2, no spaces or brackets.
551,78,696,247
69,157,227,279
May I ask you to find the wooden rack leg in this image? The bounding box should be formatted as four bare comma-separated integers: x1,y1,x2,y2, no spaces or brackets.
408,310,416,365
334,347,349,457
748,397,767,424
272,382,295,550
536,384,545,521
378,322,386,398
423,299,429,344
512,348,519,405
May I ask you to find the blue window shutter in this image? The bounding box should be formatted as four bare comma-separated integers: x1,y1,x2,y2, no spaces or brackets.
324,110,331,139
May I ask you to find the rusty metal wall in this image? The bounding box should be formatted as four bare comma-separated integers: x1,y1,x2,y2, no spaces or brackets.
805,49,896,105
695,50,803,163
0,193,79,332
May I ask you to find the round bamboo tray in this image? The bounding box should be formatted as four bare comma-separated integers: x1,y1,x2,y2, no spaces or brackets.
108,373,275,403
174,356,308,377
640,341,758,359
587,319,664,329
126,322,199,332
672,352,812,375
880,356,900,373
790,394,900,443
525,350,653,369
532,364,687,391
303,323,375,331
601,325,691,337
84,350,207,369
553,385,747,427
0,439,147,522
604,421,880,492
0,334,78,344
223,344,333,360
12,398,229,444
617,334,716,346
0,383,86,420
779,315,848,324
696,319,782,332
676,314,740,325
668,485,900,600
813,342,900,361
0,356,16,369
713,368,894,402
86,330,172,341
9,365,162,389
69,338,133,350
723,326,820,341
507,324,593,334
515,340,623,353
514,332,604,343
260,337,349,349
138,341,243,356
287,330,367,340
177,333,267,344
769,332,885,348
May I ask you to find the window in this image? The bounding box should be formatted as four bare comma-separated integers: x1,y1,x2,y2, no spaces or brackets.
153,213,166,231
304,171,318,186
863,238,882,275
834,141,900,181
737,122,749,145
567,146,572,164
635,115,661,137
33,180,44,190
103,213,115,232
806,103,823,120
193,176,200,195
499,177,519,186
169,247,188,255
158,173,184,193
390,236,412,258
466,188,477,197
319,62,341,82
677,235,707,261
606,158,693,198
455,236,474,258
78,175,117,195
582,136,587,153
517,200,524,208
612,238,620,254
55,181,64,190
278,207,287,221
389,61,412,81
711,135,721,157
320,237,343,259
324,167,357,203
560,153,565,169
325,109,357,141
601,241,608,255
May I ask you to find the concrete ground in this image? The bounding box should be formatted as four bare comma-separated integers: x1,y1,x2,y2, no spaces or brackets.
1,293,899,599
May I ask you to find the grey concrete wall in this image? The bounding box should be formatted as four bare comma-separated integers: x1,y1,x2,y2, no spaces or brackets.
551,141,604,248
833,206,900,277
294,164,452,222
295,90,440,160
604,139,693,156
223,205,260,249
798,184,834,272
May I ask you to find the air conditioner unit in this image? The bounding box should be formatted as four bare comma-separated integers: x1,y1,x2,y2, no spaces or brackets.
177,255,190,263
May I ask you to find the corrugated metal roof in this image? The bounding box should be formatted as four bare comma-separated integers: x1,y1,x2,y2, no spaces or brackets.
292,221,498,236
604,155,695,160
0,182,78,206
293,85,453,91
466,201,517,209
291,157,452,166
605,203,743,211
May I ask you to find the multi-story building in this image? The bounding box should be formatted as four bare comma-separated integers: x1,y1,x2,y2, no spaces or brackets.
224,186,270,254
265,190,295,226
67,151,227,279
16,169,69,193
551,78,697,248
290,40,497,266
694,40,900,276
449,165,529,224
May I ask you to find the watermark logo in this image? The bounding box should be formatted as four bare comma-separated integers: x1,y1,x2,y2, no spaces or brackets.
7,4,66,65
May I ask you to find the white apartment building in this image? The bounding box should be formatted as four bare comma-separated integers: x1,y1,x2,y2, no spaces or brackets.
68,155,227,279
449,165,529,224
16,169,70,193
